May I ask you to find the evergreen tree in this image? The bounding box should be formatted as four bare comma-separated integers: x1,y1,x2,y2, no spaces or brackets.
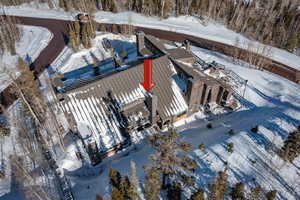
8,57,46,122
0,120,10,136
231,182,246,200
119,176,131,199
189,188,205,200
69,26,80,51
208,170,228,200
111,186,124,200
280,130,300,162
109,168,122,189
147,128,193,188
266,190,277,200
144,167,162,200
167,183,182,200
248,186,263,200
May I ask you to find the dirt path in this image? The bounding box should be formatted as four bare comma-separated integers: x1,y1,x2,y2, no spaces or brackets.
0,16,299,111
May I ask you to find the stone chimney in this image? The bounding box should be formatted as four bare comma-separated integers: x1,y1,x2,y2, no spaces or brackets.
136,31,145,55
113,54,124,69
145,94,158,125
52,75,64,90
184,40,191,52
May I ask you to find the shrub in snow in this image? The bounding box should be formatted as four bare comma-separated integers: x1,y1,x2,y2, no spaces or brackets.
231,182,246,200
251,126,259,133
228,129,235,135
266,190,277,200
249,159,257,165
227,142,234,153
207,123,213,129
199,143,206,151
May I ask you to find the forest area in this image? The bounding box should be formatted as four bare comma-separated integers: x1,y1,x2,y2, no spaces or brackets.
1,0,300,53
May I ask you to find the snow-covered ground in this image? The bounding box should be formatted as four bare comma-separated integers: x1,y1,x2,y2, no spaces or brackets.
56,46,300,200
95,12,300,71
0,25,53,92
55,32,136,73
1,5,300,200
2,5,300,70
0,1,75,20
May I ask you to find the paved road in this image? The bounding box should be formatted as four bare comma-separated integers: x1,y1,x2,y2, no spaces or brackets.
0,16,70,110
0,16,299,111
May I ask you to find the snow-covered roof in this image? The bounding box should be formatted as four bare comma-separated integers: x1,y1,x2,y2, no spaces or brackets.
59,55,187,150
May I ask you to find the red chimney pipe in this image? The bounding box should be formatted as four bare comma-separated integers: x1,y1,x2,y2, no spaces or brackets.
141,59,155,92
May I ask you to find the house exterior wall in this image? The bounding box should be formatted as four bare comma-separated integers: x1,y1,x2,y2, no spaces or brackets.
186,79,204,114
296,72,300,84
211,85,221,103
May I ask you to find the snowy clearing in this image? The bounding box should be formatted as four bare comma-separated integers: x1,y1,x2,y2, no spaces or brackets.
0,25,53,92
